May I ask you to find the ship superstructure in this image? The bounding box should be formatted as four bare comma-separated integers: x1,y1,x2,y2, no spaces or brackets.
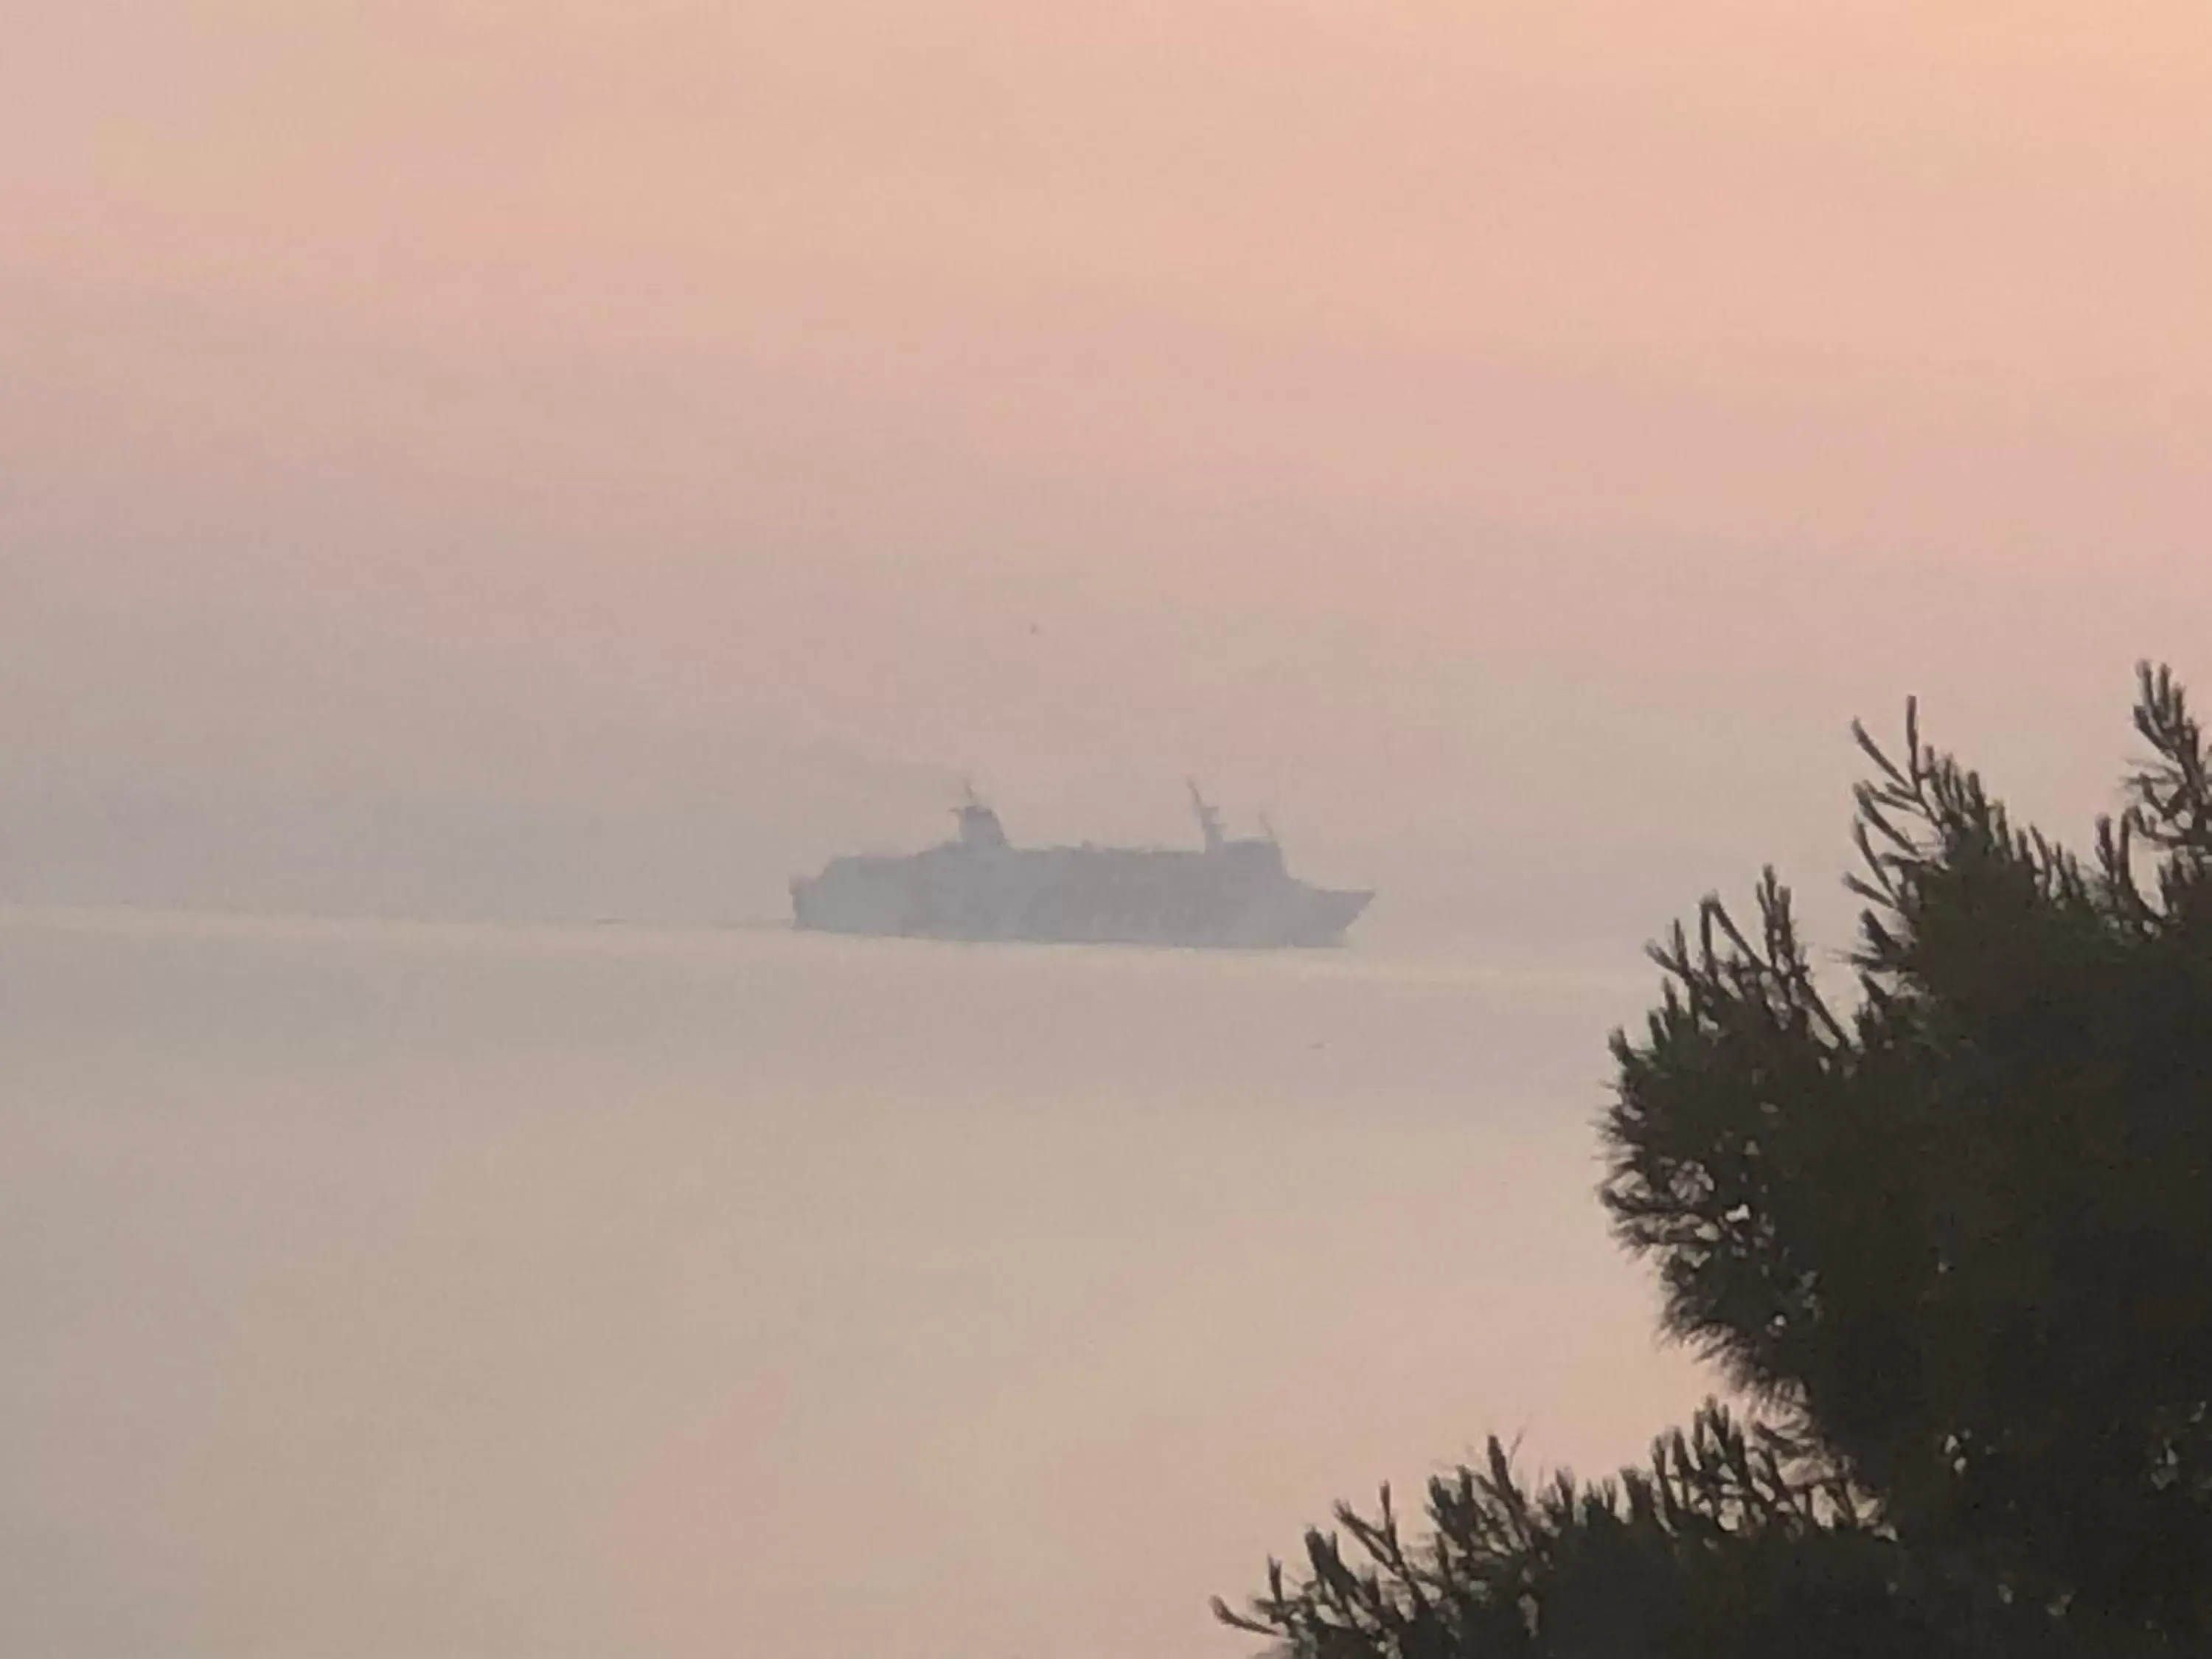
790,785,1371,947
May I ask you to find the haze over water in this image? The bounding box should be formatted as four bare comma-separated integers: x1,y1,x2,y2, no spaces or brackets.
8,1,2211,1655
4,906,1703,1658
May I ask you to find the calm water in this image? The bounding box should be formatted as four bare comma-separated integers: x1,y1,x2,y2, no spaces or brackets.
2,906,1707,1659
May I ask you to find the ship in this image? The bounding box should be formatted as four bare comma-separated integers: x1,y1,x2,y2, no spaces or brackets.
790,784,1372,948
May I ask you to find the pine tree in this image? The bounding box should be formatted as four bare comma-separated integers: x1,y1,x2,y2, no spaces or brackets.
1222,666,2212,1656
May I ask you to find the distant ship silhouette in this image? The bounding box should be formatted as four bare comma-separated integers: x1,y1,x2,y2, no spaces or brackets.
791,784,1372,948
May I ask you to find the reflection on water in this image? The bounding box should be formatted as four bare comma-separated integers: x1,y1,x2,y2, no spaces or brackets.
1,907,1706,1659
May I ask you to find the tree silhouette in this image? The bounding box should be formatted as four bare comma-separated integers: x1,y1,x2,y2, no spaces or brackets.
1222,665,2212,1655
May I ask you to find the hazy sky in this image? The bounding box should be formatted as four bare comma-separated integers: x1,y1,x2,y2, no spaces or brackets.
6,12,2211,1655
7,0,2210,920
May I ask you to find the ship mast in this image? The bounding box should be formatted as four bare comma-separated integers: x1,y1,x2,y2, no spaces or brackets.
1186,779,1225,852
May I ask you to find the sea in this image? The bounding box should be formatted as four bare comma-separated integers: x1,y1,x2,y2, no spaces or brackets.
1,904,1710,1659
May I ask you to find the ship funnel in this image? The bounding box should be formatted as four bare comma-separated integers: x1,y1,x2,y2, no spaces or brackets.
954,779,1008,849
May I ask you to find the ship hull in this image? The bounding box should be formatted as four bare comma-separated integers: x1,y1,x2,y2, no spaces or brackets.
790,846,1371,949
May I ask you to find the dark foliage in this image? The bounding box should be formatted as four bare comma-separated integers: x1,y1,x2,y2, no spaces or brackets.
1224,665,2212,1657
1604,664,2212,1638
1214,1402,2075,1659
